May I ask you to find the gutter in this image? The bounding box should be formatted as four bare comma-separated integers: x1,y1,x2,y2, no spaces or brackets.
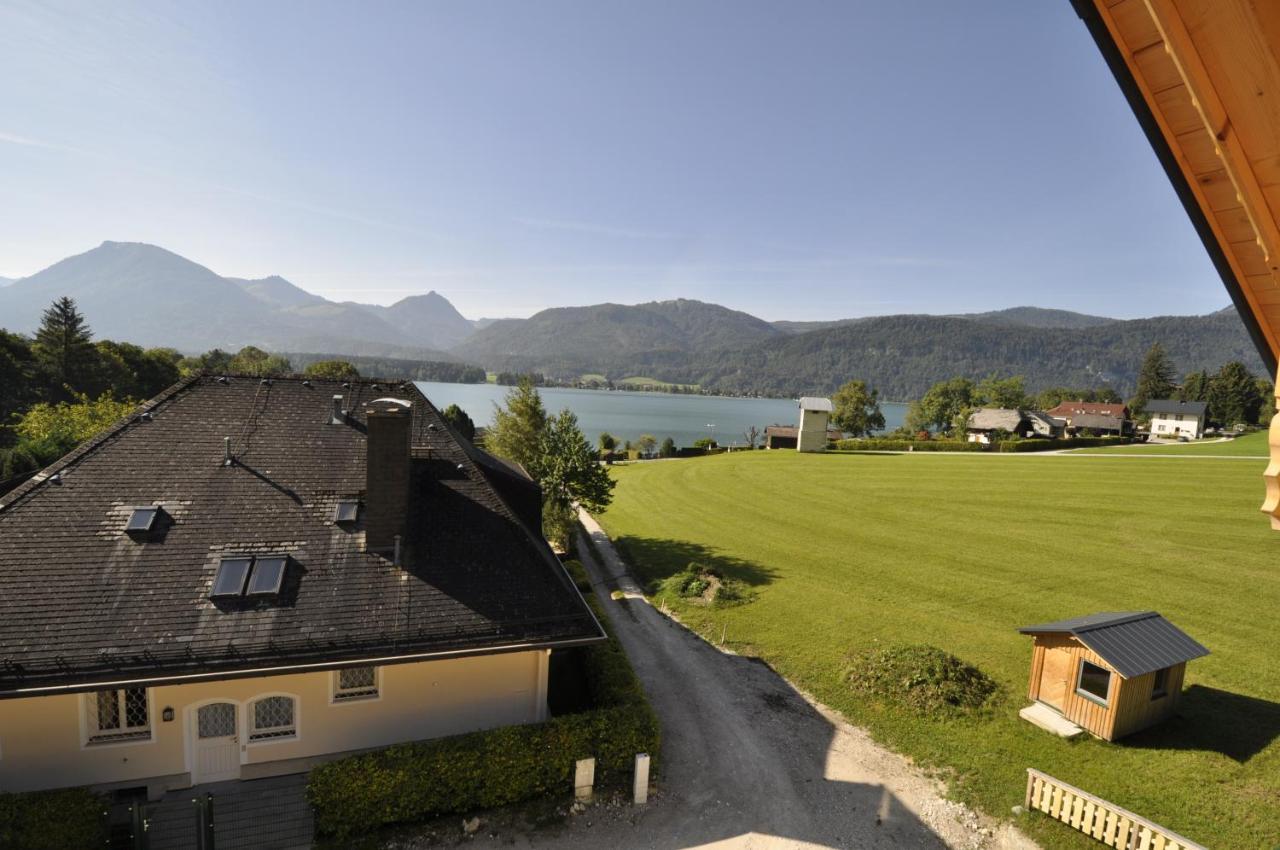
1069,0,1278,378
0,633,605,700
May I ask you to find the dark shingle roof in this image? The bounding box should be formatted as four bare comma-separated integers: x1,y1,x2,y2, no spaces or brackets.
1019,611,1209,678
1145,399,1209,416
0,375,603,696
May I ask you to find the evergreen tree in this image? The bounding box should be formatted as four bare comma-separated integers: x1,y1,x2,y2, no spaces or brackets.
831,379,886,437
440,403,476,442
1180,369,1210,403
1207,361,1264,426
659,436,676,458
1131,343,1177,417
485,377,548,471
33,297,98,400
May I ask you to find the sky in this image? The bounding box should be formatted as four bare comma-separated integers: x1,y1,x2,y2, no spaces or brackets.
0,1,1230,321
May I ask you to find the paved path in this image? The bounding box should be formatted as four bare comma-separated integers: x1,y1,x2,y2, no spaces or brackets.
458,511,1034,850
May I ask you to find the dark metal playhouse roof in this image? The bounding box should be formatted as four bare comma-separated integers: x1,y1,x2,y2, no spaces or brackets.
1018,612,1209,679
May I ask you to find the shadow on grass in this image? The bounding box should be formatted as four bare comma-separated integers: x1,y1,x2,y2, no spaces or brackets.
609,534,778,594
1120,685,1280,763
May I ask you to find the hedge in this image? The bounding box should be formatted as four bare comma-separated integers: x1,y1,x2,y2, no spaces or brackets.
307,595,659,839
0,788,107,850
830,438,986,452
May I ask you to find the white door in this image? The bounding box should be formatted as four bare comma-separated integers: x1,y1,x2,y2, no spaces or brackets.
193,702,240,783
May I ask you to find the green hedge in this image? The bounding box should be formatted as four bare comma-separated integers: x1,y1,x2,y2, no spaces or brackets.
307,596,659,839
0,788,107,850
831,438,985,452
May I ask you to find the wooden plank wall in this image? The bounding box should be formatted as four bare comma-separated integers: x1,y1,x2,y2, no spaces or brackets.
1025,768,1208,849
1109,663,1184,739
1027,635,1118,739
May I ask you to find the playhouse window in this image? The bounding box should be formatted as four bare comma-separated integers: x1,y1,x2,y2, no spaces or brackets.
1076,660,1111,705
1151,667,1170,700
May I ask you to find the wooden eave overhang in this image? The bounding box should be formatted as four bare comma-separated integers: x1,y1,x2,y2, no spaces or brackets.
1071,0,1280,377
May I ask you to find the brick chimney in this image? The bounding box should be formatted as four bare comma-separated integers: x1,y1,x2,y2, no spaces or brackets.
364,398,413,553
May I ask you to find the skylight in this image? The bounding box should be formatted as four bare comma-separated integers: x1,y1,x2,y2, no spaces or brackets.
211,557,253,598
125,506,159,533
333,500,359,524
247,556,288,596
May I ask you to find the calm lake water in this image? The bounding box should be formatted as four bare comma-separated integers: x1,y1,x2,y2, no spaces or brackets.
415,382,908,447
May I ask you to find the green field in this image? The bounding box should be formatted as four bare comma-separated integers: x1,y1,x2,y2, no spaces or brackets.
598,451,1280,848
1074,430,1269,457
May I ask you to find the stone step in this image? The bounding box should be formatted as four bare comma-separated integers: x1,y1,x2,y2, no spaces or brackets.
1019,702,1085,738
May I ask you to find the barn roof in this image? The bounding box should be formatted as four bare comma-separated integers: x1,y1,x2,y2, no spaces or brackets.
966,408,1026,432
1019,611,1209,678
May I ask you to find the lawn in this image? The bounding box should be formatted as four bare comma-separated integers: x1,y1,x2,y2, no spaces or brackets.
1073,430,1269,456
597,450,1280,849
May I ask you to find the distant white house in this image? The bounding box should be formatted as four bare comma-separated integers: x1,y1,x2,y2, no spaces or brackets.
1145,399,1208,439
797,397,834,452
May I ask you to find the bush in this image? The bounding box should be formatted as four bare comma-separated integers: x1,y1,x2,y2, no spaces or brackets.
846,644,1001,717
998,436,1134,453
307,596,659,839
0,787,108,850
831,438,985,453
658,564,752,607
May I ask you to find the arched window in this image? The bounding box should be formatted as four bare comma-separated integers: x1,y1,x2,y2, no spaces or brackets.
248,695,296,741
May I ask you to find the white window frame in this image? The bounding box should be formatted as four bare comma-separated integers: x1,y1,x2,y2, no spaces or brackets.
82,687,154,747
246,693,299,744
331,666,381,704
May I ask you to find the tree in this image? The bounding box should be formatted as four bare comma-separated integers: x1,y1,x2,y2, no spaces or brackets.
485,377,548,471
1257,378,1275,425
659,436,676,458
831,379,885,437
1207,361,1264,426
636,434,658,457
976,374,1029,410
743,425,760,449
440,404,476,441
228,346,292,377
598,432,617,452
304,360,360,379
1180,370,1211,404
33,297,98,400
1131,343,1176,417
905,377,976,433
178,348,234,376
15,392,136,451
529,409,616,547
0,330,39,433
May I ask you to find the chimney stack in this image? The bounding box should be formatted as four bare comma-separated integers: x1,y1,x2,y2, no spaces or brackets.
365,398,413,554
329,394,346,425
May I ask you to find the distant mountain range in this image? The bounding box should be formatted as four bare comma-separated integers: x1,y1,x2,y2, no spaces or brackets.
0,241,1264,398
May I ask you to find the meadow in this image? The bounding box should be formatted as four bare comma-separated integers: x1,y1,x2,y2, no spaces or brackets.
1075,430,1269,456
599,450,1280,849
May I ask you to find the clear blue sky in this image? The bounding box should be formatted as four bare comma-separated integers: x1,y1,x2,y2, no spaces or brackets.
0,1,1228,321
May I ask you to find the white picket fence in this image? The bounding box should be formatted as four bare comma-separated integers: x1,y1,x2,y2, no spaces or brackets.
1025,769,1209,850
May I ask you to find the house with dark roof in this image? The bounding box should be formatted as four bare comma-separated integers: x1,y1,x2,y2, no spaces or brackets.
1045,400,1130,420
964,409,1064,444
1018,612,1208,740
1145,399,1209,440
0,375,603,796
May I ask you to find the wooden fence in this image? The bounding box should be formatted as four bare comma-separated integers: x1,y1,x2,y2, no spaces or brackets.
1025,769,1209,850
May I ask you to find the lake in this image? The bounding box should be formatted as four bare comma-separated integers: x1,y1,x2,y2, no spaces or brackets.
415,382,908,447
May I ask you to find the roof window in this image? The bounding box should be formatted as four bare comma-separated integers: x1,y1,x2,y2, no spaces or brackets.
333,500,359,524
125,506,160,534
210,554,289,601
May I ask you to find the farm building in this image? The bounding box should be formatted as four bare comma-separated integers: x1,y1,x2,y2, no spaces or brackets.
796,397,834,452
1146,399,1209,439
1018,612,1209,741
965,409,1064,444
763,424,843,450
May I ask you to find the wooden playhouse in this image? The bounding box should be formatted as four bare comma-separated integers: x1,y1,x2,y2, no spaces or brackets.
1018,612,1209,741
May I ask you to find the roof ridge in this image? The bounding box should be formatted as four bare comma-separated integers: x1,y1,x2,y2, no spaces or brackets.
1073,610,1158,632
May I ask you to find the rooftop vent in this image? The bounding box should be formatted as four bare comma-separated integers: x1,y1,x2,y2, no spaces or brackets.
217,376,229,384
329,394,346,426
302,380,312,388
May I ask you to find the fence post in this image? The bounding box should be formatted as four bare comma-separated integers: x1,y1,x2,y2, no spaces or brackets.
574,758,595,802
194,793,215,850
633,753,650,805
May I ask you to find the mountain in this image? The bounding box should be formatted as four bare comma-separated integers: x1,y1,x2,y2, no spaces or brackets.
455,299,782,372
772,318,869,334
0,276,13,288
959,306,1118,329
0,242,468,358
360,292,475,350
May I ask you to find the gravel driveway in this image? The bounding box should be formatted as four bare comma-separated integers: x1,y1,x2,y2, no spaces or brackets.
459,511,1034,850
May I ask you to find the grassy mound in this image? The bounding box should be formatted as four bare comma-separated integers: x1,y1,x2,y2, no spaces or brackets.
659,563,752,607
846,644,1000,716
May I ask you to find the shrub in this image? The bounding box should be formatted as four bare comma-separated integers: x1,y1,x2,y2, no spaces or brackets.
0,787,108,850
998,436,1134,453
846,644,1000,717
658,564,752,607
307,596,659,839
